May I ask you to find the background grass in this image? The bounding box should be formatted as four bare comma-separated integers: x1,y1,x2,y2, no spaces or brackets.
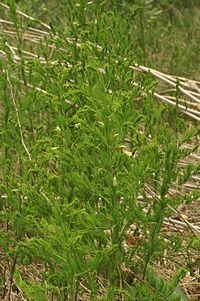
13,0,200,77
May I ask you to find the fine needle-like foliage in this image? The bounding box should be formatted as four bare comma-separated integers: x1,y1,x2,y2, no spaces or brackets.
0,0,199,300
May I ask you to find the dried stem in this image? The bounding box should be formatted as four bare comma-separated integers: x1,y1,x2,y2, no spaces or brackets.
6,71,32,160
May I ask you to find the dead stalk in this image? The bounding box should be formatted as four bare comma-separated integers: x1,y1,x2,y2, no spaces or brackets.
6,71,32,160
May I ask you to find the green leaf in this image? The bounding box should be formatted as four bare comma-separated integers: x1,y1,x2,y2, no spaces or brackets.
172,284,190,301
14,269,49,301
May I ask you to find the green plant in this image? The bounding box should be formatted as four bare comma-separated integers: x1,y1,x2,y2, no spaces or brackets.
0,0,199,300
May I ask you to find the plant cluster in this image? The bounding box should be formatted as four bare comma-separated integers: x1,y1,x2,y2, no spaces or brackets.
0,1,199,300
